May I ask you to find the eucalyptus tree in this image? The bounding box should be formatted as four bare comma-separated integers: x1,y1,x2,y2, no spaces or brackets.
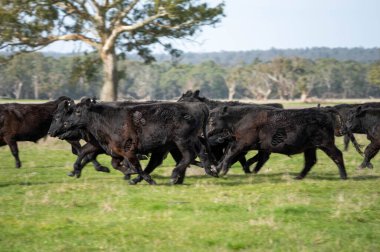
0,0,224,101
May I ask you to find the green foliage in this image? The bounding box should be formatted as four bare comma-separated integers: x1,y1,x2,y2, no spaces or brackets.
1,51,380,100
367,61,380,86
0,134,380,251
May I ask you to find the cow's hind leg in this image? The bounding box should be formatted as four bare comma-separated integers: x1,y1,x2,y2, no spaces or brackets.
359,142,379,169
170,141,196,184
295,148,317,179
7,139,21,168
320,145,347,180
252,151,271,174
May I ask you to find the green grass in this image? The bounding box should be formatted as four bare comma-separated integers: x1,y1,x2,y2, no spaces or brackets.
0,137,379,252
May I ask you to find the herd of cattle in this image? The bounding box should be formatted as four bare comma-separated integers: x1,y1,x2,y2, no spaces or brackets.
1,90,380,185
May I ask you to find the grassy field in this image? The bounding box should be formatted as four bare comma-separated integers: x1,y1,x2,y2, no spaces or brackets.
1,98,380,251
0,135,379,252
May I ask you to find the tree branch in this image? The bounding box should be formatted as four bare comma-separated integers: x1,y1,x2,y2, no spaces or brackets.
103,10,168,52
110,0,140,27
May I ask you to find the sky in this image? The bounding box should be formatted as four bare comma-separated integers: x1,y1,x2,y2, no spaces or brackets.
43,0,380,53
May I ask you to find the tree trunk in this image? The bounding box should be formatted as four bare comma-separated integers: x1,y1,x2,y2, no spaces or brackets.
228,82,236,100
33,75,39,99
14,81,23,99
300,90,308,102
100,49,118,101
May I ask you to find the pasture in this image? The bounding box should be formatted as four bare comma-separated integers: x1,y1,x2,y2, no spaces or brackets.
0,136,379,251
1,99,380,251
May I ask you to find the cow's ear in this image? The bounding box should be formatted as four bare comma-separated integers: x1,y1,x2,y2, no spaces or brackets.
221,106,228,115
67,99,75,108
355,106,367,117
194,90,200,98
63,100,70,110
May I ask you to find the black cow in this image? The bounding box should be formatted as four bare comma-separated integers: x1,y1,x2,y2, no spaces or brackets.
333,102,380,151
208,106,353,180
59,99,216,185
177,89,283,173
49,99,205,180
0,97,73,168
49,99,127,177
346,106,380,169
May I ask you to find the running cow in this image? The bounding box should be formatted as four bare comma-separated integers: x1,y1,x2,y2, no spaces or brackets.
0,97,70,168
61,98,216,185
207,106,358,180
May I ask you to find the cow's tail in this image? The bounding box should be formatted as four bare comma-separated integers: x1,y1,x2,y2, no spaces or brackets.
199,104,218,176
348,132,364,156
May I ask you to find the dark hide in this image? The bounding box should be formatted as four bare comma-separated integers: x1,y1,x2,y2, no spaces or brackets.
49,99,205,180
48,99,123,177
208,106,348,180
63,100,215,185
346,106,380,169
0,96,71,168
333,102,380,151
177,89,284,173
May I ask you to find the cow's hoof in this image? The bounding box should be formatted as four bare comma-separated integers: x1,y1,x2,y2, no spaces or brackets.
96,166,110,173
15,162,21,168
129,179,137,185
356,166,365,170
294,175,304,180
170,176,182,185
244,170,252,174
367,163,374,169
205,167,219,178
340,176,348,180
67,171,75,177
220,168,228,176
148,179,157,185
123,174,131,180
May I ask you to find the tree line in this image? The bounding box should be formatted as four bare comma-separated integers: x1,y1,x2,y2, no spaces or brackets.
1,51,380,101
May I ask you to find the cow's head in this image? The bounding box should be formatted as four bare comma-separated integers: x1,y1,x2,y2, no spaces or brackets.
177,89,205,103
64,97,97,131
48,99,75,137
207,106,231,136
346,106,366,132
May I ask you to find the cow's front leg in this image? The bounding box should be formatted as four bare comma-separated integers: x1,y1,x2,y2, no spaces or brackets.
126,152,156,185
217,141,245,176
295,148,317,179
69,143,101,178
359,142,379,169
131,149,169,184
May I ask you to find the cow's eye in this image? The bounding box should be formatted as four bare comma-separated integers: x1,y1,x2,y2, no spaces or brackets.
75,110,81,115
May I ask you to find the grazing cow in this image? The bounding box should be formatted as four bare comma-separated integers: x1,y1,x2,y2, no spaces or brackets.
177,89,283,173
60,99,216,185
207,106,355,180
346,106,380,169
0,97,72,168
